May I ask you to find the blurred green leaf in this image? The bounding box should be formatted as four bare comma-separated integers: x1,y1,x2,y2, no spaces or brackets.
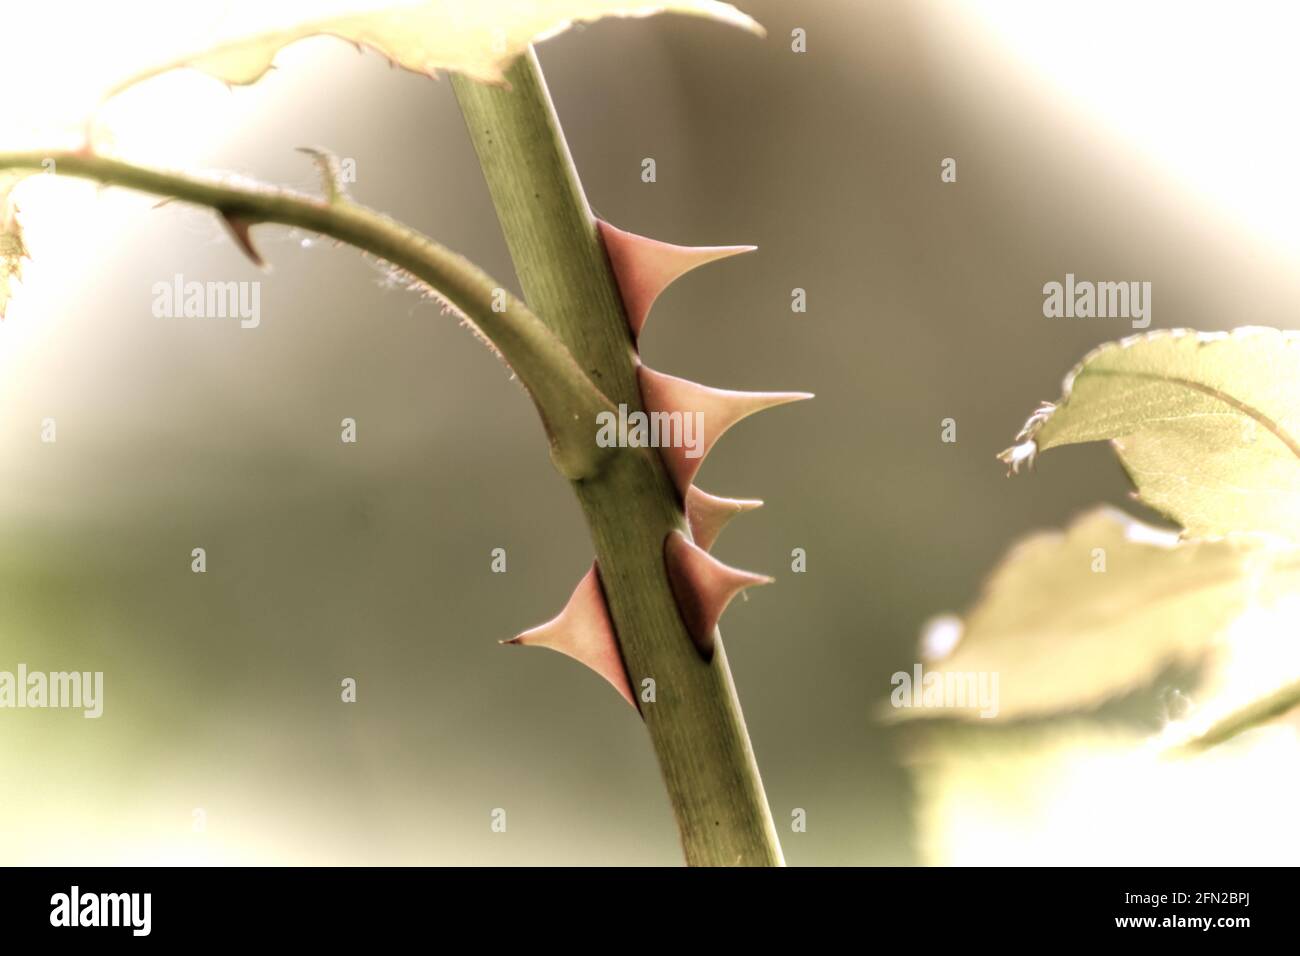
913,506,1300,719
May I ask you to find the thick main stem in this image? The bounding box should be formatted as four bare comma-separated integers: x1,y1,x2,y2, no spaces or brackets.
452,50,783,866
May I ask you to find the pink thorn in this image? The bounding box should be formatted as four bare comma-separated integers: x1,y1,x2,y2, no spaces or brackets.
664,531,773,658
219,211,265,268
504,565,635,707
597,219,754,342
685,486,763,551
637,366,814,494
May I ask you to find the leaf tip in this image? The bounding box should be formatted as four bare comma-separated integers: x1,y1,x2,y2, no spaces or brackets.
999,401,1054,475
997,439,1038,476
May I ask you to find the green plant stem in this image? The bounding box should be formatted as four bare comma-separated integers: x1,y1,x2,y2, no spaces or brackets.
452,49,784,866
0,149,612,480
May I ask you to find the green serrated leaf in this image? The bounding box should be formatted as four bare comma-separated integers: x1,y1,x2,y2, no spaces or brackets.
1002,327,1300,541
0,174,30,320
107,0,762,97
908,506,1300,720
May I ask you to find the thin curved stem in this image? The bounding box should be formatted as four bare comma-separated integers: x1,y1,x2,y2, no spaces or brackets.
0,149,614,480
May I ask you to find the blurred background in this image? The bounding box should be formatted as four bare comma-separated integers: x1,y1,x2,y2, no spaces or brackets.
2,0,1299,864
